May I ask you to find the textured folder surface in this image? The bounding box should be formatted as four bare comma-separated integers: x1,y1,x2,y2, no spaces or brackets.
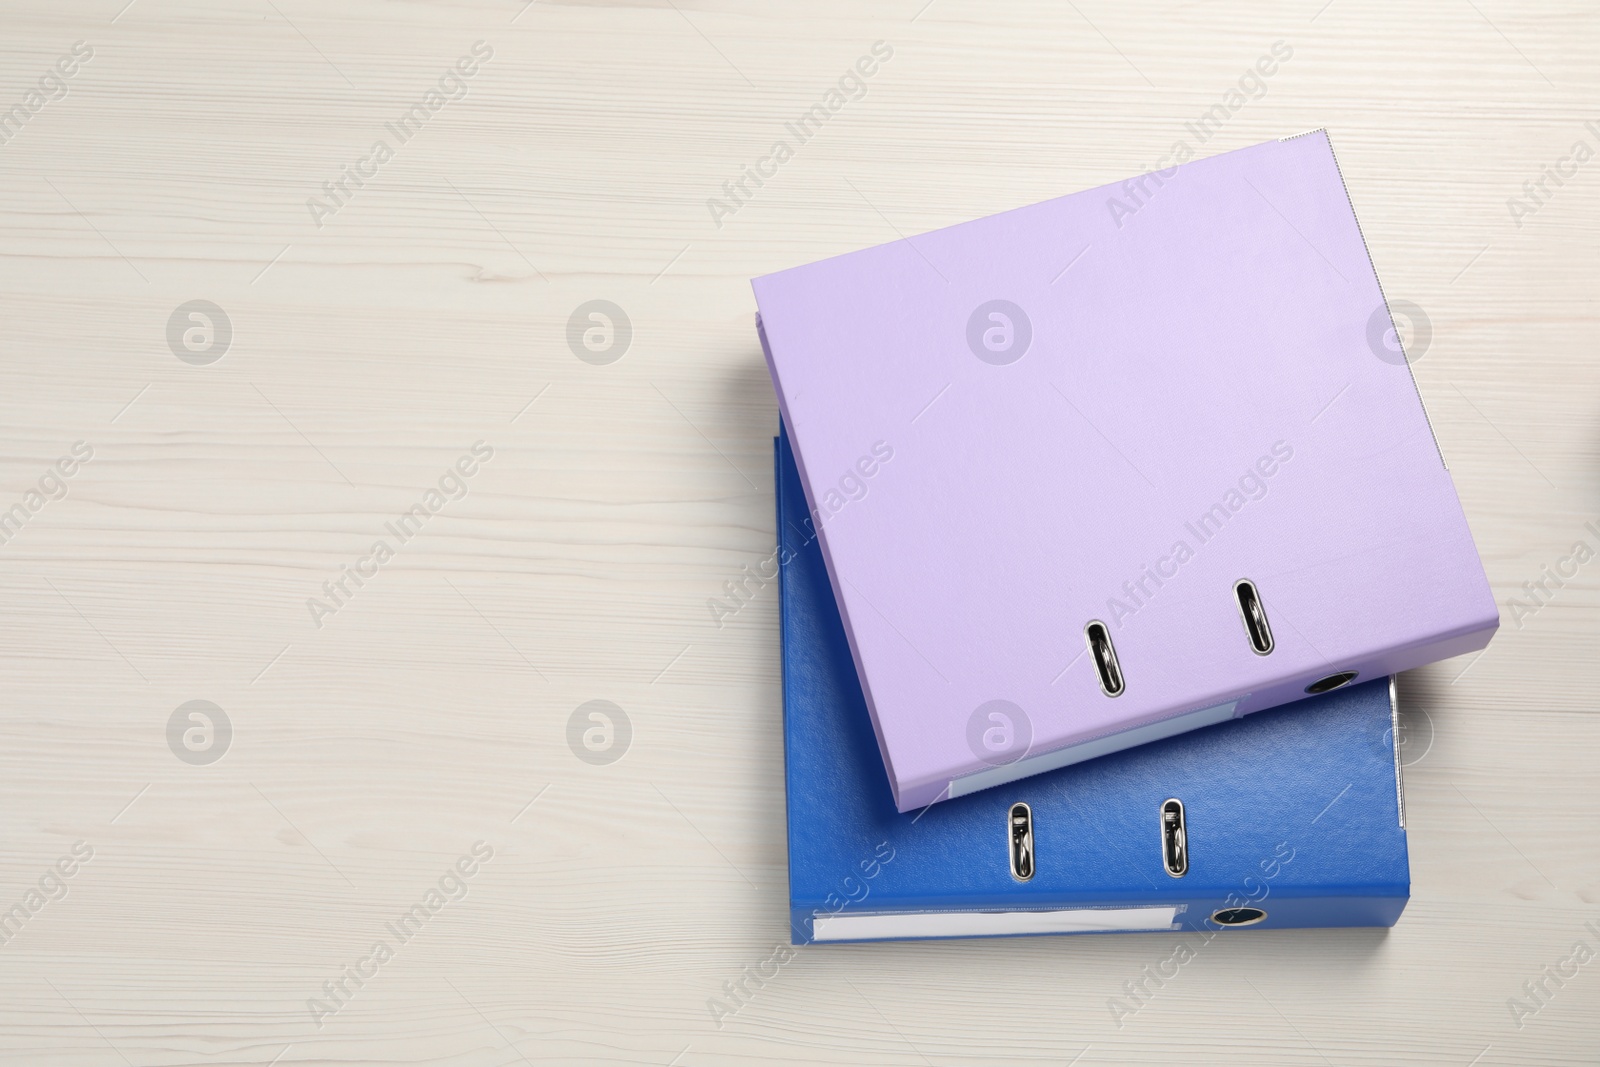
779,431,1410,942
756,132,1495,809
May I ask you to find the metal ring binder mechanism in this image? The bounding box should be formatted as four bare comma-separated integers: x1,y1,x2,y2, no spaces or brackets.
778,430,1409,943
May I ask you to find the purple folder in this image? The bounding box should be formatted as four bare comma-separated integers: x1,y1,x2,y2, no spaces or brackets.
754,132,1496,812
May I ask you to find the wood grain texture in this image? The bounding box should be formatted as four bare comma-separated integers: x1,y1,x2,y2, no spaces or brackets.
0,0,1596,1063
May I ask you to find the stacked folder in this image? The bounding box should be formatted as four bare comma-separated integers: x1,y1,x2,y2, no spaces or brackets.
752,132,1496,941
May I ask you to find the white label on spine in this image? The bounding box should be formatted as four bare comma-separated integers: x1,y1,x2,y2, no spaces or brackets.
948,700,1241,799
813,906,1179,941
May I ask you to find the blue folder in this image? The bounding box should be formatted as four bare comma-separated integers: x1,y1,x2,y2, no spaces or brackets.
778,429,1409,943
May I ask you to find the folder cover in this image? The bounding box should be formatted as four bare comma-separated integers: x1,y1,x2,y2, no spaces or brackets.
779,430,1410,942
756,132,1495,810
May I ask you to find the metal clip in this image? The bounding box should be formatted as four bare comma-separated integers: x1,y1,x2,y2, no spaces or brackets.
1008,803,1034,881
1234,579,1274,655
1160,798,1188,877
1084,620,1125,697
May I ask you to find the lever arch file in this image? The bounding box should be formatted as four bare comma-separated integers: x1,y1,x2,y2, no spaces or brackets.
779,431,1410,942
756,132,1496,810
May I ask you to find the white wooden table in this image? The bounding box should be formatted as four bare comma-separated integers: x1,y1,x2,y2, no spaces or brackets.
1,2,1596,1063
